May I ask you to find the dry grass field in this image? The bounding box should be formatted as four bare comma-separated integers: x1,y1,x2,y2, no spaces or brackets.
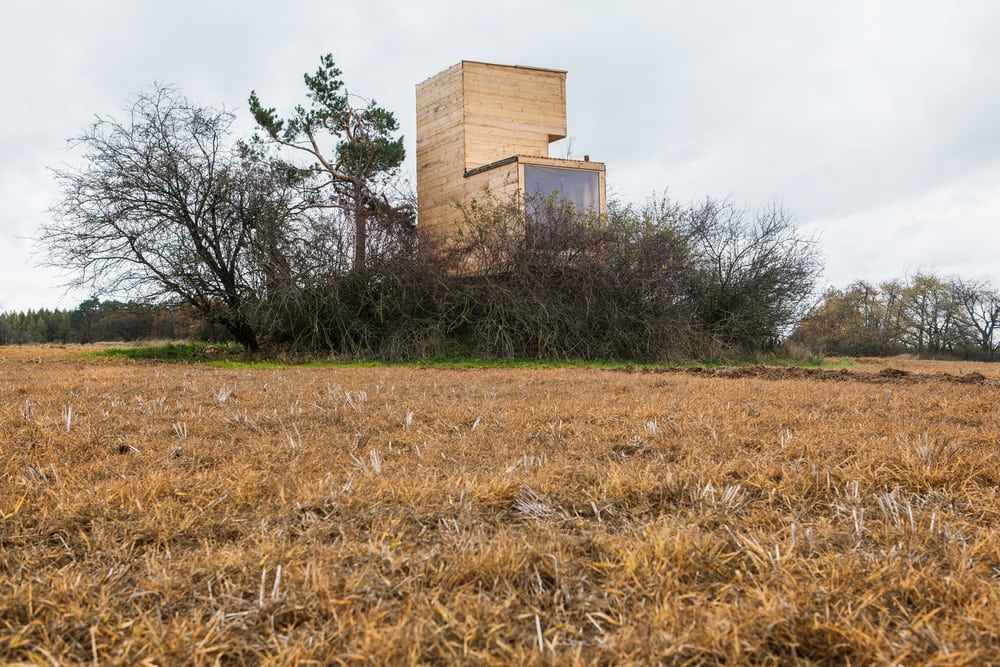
2,346,1000,665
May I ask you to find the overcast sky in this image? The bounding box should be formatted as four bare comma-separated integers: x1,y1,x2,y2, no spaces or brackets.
3,0,999,312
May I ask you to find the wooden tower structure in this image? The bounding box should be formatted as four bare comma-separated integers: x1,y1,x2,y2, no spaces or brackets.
415,61,606,243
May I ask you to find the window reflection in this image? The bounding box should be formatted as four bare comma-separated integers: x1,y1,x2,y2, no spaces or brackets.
523,166,599,212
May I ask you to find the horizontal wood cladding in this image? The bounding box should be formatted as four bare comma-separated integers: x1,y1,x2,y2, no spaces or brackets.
461,61,566,169
419,161,519,244
465,142,545,169
416,62,465,246
416,60,602,245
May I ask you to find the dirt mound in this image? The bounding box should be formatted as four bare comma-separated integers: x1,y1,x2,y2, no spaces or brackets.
630,365,997,386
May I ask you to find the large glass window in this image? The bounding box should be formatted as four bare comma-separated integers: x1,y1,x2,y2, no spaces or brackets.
523,166,600,213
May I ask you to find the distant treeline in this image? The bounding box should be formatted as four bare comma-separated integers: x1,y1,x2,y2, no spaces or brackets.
0,299,216,345
791,273,1000,360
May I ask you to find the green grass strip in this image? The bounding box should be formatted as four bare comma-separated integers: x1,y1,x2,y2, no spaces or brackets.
85,343,854,371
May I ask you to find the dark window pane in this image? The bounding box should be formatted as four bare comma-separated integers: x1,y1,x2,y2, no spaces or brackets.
523,166,599,212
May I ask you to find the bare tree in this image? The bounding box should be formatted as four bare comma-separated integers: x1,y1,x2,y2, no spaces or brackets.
952,277,1000,359
681,199,822,349
41,85,296,351
897,274,965,355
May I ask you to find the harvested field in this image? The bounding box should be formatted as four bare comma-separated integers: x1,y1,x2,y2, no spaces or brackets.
2,347,1000,665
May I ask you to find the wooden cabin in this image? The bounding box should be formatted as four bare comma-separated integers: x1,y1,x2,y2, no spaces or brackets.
415,61,606,245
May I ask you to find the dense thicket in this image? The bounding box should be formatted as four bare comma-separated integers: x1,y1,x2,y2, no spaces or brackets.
791,274,1000,360
257,196,700,360
239,193,820,360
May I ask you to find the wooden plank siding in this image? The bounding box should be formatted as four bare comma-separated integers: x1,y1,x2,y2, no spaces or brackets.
462,62,566,170
416,60,605,246
415,62,466,242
